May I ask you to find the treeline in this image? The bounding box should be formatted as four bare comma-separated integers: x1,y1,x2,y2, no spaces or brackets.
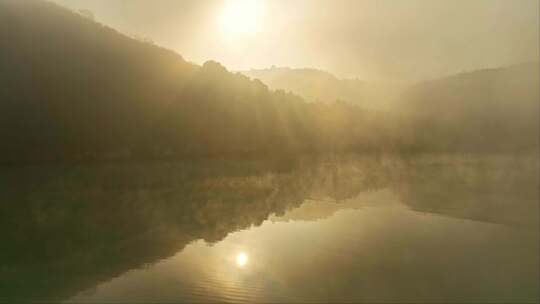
243,64,539,154
158,61,406,157
0,0,537,163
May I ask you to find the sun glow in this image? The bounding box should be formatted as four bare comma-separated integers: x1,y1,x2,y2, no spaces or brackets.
219,0,265,37
235,252,248,267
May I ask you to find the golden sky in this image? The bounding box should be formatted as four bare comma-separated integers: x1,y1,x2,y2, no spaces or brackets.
52,0,539,81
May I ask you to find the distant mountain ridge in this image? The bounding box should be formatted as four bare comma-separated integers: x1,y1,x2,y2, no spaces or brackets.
242,67,406,110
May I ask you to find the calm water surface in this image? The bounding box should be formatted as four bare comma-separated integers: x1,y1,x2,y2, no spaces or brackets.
1,155,538,303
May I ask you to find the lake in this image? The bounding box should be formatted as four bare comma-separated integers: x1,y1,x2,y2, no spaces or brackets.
1,155,538,303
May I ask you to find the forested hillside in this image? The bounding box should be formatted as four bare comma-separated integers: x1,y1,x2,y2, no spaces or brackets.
0,0,537,163
0,0,194,160
0,0,400,162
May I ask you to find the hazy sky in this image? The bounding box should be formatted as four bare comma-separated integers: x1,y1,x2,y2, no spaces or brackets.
51,0,539,81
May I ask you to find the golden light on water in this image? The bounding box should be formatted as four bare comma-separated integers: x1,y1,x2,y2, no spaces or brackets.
235,252,248,267
219,0,265,38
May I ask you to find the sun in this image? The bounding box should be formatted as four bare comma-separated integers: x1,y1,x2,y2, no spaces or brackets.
235,252,248,267
219,0,265,37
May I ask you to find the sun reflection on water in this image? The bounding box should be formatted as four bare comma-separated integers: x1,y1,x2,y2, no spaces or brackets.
235,252,248,267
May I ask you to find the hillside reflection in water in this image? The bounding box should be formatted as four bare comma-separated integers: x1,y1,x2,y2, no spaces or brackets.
0,155,538,303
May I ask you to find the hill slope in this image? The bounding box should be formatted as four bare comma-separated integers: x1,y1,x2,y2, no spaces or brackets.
0,0,364,161
0,0,198,160
398,63,539,152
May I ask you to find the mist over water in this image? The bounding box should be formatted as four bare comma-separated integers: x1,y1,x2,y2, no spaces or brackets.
1,155,538,302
